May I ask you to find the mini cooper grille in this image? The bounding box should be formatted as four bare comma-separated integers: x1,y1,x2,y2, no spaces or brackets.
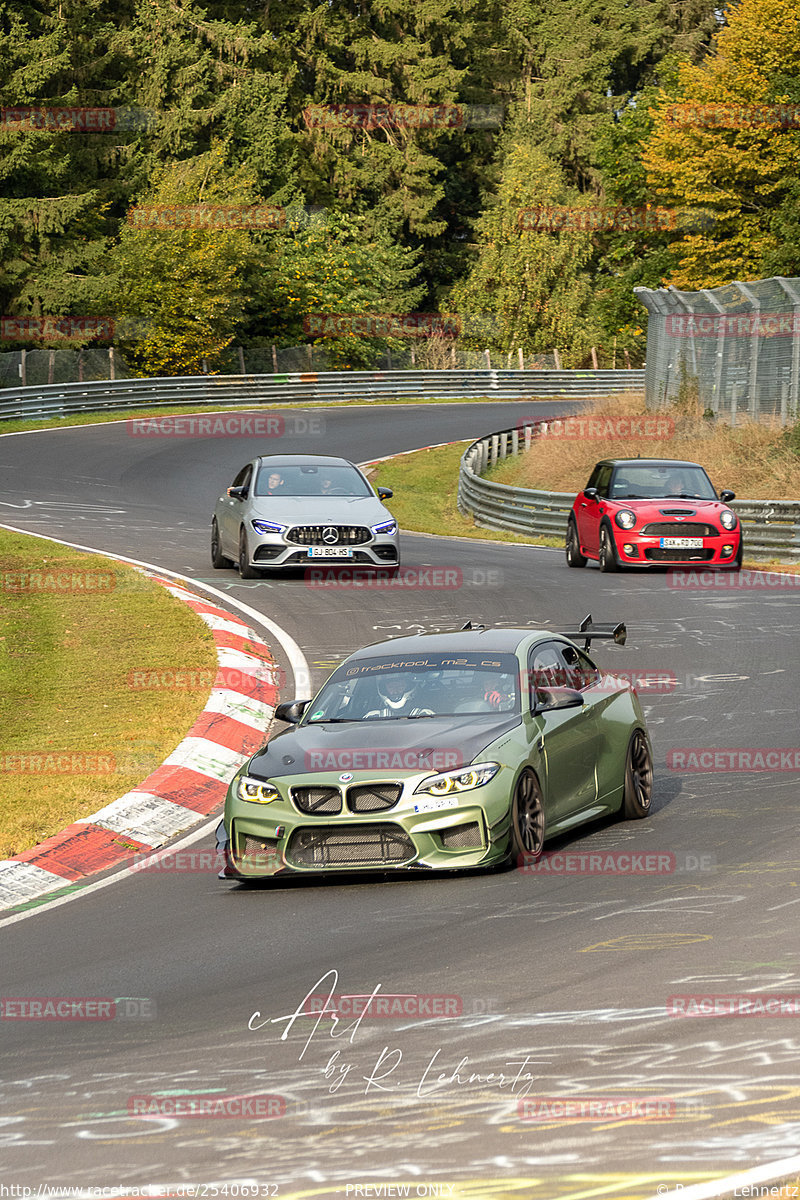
347,784,402,813
658,508,697,516
290,786,342,815
286,525,371,546
641,522,716,537
287,825,416,868
644,547,714,561
439,821,483,850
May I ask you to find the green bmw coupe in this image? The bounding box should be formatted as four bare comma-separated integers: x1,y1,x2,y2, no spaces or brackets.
217,616,653,878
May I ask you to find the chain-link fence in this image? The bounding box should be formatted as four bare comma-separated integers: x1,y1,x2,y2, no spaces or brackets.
0,343,565,387
635,276,800,423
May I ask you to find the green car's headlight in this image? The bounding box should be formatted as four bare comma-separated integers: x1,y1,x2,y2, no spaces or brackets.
414,762,500,796
236,775,281,804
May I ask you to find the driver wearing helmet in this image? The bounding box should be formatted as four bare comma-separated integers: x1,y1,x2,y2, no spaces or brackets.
365,674,433,719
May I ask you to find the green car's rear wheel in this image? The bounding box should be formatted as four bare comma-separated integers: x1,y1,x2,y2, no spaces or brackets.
510,767,545,864
622,729,653,818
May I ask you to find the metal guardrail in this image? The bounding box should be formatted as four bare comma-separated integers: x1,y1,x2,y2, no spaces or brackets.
458,423,800,564
0,368,645,421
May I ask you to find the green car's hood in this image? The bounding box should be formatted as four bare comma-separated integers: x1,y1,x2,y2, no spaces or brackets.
247,712,522,779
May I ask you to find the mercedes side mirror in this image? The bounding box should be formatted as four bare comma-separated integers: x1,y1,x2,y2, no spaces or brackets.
227,485,248,500
378,486,394,500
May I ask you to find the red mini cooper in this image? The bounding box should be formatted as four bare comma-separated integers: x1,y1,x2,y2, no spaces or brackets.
566,458,742,572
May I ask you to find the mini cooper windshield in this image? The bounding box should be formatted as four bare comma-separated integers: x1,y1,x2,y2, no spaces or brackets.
609,464,717,501
253,462,371,498
305,652,521,722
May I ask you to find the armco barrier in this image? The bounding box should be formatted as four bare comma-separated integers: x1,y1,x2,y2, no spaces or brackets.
0,368,644,421
457,423,800,563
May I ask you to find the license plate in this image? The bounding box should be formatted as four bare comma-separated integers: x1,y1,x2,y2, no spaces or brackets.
307,546,353,558
660,537,703,549
413,796,460,814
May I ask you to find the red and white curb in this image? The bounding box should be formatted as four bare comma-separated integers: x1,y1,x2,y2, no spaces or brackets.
0,571,279,911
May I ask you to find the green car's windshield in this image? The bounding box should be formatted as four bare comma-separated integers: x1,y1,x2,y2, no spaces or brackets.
305,652,521,721
608,464,717,500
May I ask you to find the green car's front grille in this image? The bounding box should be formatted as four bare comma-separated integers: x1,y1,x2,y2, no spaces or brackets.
347,783,402,812
290,786,343,814
286,824,416,868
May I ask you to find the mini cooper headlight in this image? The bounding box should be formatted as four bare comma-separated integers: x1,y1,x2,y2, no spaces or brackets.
252,520,287,535
720,510,738,530
236,776,281,804
371,519,398,535
414,762,500,796
614,509,636,530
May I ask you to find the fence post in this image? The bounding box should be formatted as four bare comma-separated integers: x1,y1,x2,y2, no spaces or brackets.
518,347,524,369
484,349,491,369
48,349,55,385
554,348,562,370
590,346,599,368
272,344,278,372
307,343,313,369
237,346,246,375
78,350,84,383
20,349,26,387
109,347,116,381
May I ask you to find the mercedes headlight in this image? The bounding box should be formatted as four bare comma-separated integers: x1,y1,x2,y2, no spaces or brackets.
236,776,281,804
371,519,398,535
614,510,636,530
720,510,738,530
414,762,500,796
252,519,287,535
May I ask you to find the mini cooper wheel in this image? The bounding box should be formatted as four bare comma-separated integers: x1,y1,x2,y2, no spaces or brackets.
565,519,587,568
598,524,619,573
622,730,653,819
211,519,232,569
238,528,261,579
510,768,545,865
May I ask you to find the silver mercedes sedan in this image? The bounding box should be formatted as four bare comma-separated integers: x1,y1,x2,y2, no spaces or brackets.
211,454,399,577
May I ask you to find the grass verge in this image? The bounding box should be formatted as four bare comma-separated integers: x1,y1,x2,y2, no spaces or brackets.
363,441,560,547
0,530,218,857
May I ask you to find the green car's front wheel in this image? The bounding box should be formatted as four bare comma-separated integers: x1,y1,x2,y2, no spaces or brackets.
622,730,653,818
510,768,545,864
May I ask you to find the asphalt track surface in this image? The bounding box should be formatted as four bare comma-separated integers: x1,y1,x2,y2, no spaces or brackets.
1,402,800,1199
